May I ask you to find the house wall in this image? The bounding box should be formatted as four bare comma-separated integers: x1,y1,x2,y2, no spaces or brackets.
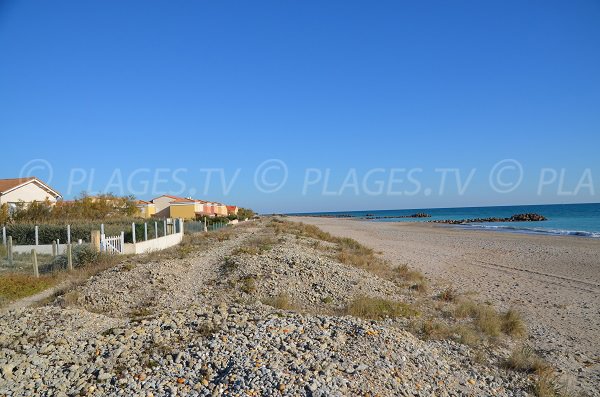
169,204,196,219
0,182,59,206
215,205,228,216
136,205,156,219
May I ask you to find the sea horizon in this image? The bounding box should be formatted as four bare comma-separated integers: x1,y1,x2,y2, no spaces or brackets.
288,202,600,238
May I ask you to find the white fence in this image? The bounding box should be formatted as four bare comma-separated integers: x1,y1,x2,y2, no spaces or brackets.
101,233,125,254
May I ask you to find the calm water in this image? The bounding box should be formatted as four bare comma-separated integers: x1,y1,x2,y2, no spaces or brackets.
291,203,600,238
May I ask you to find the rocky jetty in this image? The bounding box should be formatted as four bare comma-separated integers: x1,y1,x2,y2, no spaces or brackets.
430,213,547,225
364,213,432,220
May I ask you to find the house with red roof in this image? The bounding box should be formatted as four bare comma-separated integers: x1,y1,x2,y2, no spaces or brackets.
0,177,62,210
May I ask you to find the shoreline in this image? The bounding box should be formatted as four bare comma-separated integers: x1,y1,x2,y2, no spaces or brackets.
289,215,600,240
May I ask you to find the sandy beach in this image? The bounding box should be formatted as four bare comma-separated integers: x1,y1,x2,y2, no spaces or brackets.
293,216,600,393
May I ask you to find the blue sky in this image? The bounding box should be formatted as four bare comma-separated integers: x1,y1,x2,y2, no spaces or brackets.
1,0,599,213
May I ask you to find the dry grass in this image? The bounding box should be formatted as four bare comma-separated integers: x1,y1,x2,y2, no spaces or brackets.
394,264,425,282
0,273,59,303
412,320,480,347
504,346,574,397
233,235,276,256
438,287,458,302
263,293,297,310
129,307,153,319
345,296,419,320
410,280,429,294
59,290,81,307
501,308,527,338
416,319,454,340
505,345,550,373
453,324,480,346
531,373,574,397
240,276,257,294
453,300,502,337
221,257,238,274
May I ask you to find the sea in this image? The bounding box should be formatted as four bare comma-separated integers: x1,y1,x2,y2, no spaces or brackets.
291,203,600,238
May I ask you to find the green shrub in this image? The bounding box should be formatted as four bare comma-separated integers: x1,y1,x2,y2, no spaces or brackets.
47,244,100,271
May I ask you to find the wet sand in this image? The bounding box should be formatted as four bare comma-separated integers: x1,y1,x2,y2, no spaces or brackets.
293,216,600,394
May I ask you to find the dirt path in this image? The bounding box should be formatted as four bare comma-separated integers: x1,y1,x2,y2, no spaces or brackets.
293,216,600,393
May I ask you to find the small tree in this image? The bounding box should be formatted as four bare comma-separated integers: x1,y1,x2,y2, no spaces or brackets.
237,208,255,220
0,203,9,225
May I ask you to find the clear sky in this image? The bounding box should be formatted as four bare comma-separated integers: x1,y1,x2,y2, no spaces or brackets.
1,0,599,213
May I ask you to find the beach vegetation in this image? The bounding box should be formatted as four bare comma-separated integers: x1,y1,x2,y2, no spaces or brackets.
410,280,429,294
501,308,527,338
505,345,550,373
221,257,238,274
345,296,419,320
0,273,58,304
233,235,276,256
438,287,457,302
263,293,297,310
240,276,257,294
393,264,425,282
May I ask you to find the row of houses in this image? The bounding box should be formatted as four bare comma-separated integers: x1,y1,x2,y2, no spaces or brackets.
136,195,238,220
0,177,238,221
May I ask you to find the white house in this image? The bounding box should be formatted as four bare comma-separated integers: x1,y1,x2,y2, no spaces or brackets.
0,177,62,209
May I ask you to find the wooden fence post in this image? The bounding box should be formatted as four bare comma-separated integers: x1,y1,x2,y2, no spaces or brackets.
31,249,39,278
100,223,105,235
204,217,208,232
91,231,101,252
120,232,125,253
35,225,39,246
132,222,136,244
7,236,13,266
179,218,184,234
67,224,71,244
67,244,73,271
163,220,167,236
144,223,148,241
154,221,158,239
2,226,6,246
52,240,57,257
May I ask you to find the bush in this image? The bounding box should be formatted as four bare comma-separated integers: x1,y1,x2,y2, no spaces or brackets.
47,244,100,271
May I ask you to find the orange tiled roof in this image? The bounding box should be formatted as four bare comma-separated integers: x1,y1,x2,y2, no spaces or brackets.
0,177,61,197
0,177,35,194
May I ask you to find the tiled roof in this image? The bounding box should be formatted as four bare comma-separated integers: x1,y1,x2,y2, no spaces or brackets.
0,177,35,194
0,177,61,197
152,194,187,202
